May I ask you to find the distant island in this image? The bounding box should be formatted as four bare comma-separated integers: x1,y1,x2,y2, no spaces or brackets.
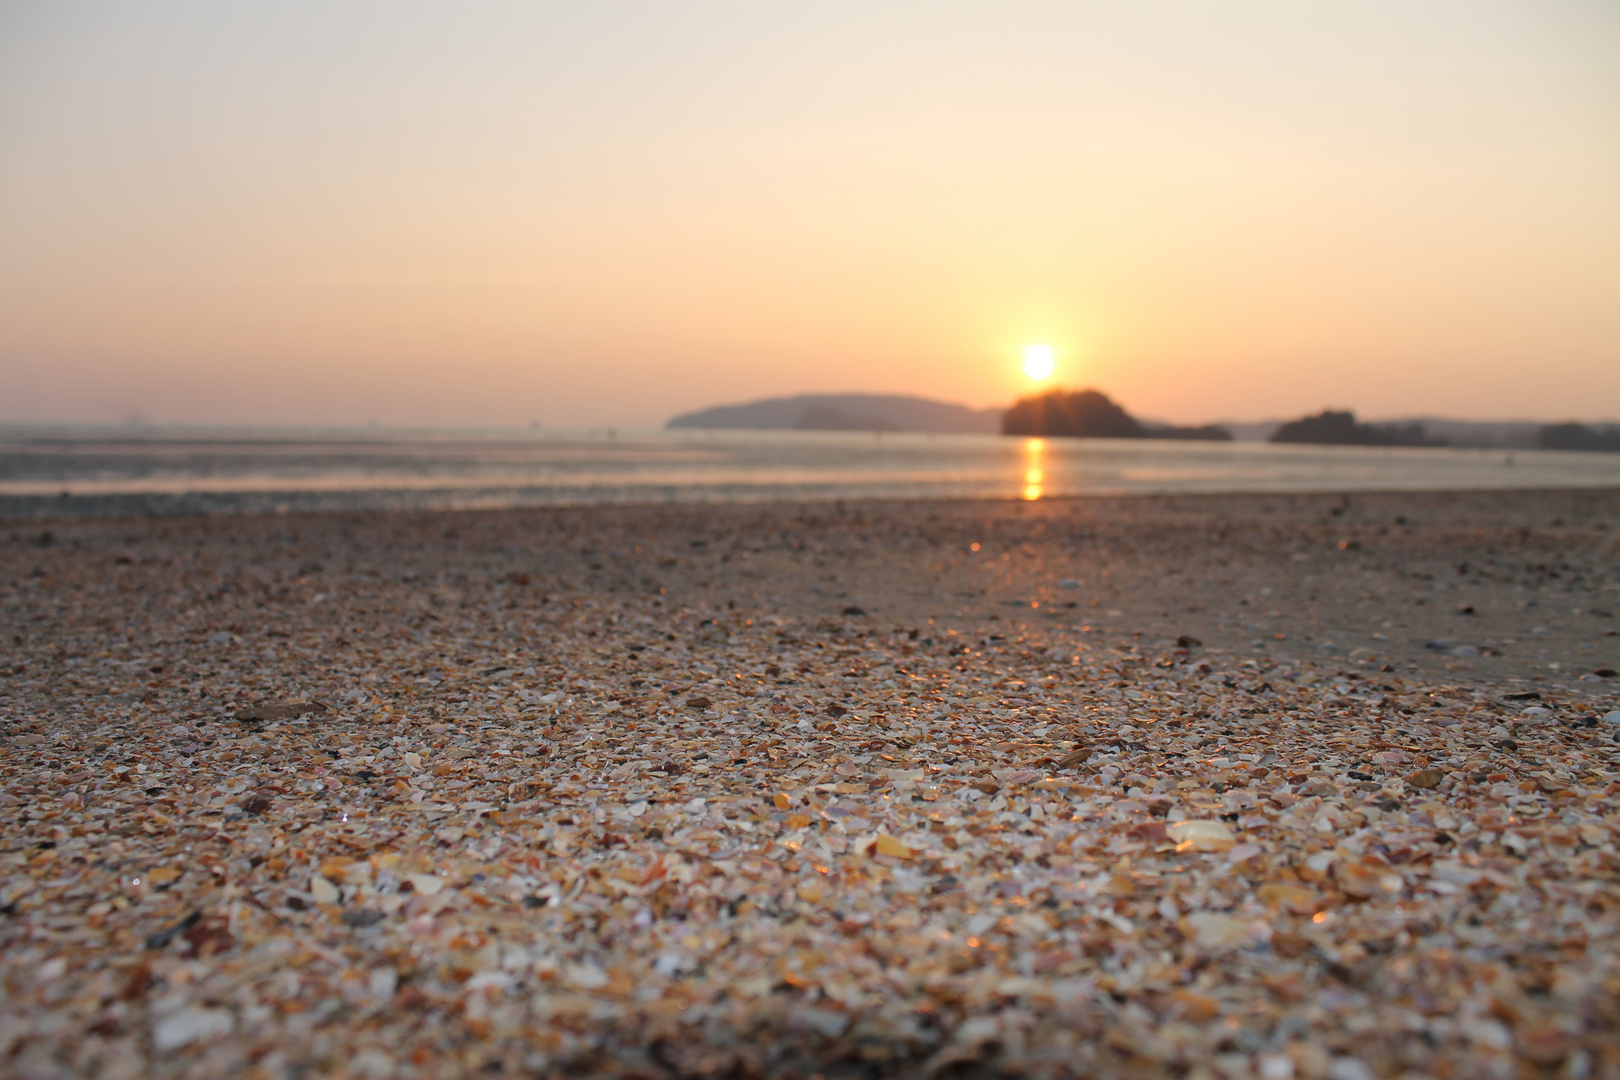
1002,389,1230,440
1269,410,1440,447
1266,410,1620,452
1539,423,1620,453
666,394,1001,434
667,391,1620,452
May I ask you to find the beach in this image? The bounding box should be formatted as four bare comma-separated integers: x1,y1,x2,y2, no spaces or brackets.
3,487,1619,1079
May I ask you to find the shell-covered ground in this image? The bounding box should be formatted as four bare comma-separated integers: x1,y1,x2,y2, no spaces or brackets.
2,489,1619,1079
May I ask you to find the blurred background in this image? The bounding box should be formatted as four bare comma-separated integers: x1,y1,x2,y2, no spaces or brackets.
2,2,1618,431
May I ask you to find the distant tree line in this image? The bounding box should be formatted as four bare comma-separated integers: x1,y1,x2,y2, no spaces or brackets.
1269,411,1620,452
1269,410,1443,447
1000,394,1620,452
1538,423,1620,452
1001,390,1230,440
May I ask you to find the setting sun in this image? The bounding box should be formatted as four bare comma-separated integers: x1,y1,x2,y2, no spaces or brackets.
1023,344,1055,381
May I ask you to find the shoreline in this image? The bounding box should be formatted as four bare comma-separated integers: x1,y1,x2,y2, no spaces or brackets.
4,429,1619,523
2,489,1617,1078
5,480,1620,525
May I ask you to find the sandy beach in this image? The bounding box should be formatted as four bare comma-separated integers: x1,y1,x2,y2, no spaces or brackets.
3,488,1619,1079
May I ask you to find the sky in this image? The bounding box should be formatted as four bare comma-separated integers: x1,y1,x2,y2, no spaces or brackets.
2,2,1618,430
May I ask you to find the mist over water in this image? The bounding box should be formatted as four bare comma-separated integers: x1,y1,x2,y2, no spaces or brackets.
1,428,1616,519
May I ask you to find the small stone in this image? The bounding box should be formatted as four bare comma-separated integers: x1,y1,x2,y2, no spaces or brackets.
685,696,712,709
1227,842,1263,864
564,962,609,989
1258,882,1321,914
145,911,201,950
351,1049,397,1080
1167,989,1219,1021
234,702,323,721
153,1006,234,1051
1257,1053,1295,1080
1407,768,1444,789
406,874,445,897
1516,1022,1573,1063
872,834,915,860
793,1005,850,1038
310,876,341,905
1184,912,1248,949
1167,819,1236,853
1327,1059,1374,1080
1335,860,1402,899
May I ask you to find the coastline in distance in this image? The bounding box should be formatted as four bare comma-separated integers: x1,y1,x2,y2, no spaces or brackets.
667,389,1620,453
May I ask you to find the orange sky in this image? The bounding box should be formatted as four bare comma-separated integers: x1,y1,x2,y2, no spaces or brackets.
2,3,1618,429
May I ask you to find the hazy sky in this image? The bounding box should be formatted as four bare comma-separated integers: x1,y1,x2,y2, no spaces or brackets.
2,2,1618,429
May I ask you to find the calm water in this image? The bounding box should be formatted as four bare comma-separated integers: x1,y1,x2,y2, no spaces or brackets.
1,427,1616,518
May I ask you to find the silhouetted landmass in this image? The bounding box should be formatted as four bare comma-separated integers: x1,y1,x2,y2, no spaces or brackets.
1539,423,1620,452
1382,419,1535,449
1001,389,1232,441
794,405,903,432
1003,389,1142,438
1269,410,1443,447
1224,418,1594,447
671,393,1609,449
667,394,999,433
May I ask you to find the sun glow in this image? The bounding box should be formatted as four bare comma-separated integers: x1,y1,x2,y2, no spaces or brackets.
1022,344,1055,381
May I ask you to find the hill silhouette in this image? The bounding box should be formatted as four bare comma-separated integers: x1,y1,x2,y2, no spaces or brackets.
1270,410,1441,447
1001,389,1231,440
1539,423,1620,452
669,391,1606,447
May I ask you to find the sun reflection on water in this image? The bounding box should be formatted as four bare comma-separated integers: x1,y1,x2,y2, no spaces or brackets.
1022,437,1045,500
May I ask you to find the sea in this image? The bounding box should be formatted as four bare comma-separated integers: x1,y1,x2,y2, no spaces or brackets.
1,426,1617,519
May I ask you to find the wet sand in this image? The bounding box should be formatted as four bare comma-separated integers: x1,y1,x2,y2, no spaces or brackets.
2,488,1618,1079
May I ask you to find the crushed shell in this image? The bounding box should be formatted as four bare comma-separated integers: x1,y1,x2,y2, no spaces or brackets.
2,491,1618,1079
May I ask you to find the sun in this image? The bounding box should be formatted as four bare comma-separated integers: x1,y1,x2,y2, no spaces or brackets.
1022,344,1055,381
